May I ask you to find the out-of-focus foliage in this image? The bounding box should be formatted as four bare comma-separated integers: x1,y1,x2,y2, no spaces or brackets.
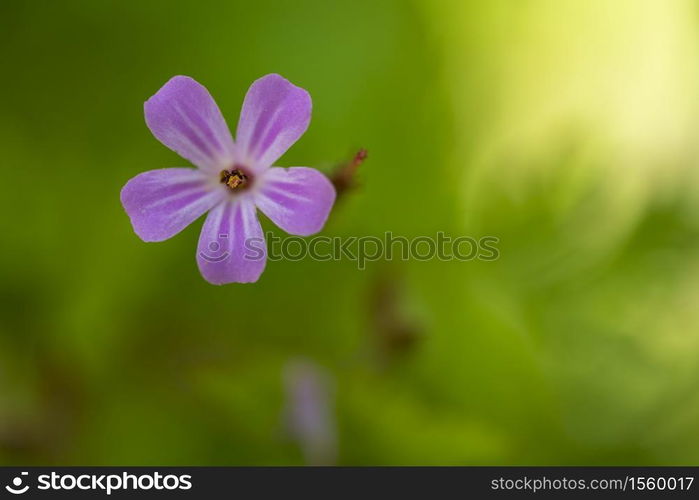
0,0,698,464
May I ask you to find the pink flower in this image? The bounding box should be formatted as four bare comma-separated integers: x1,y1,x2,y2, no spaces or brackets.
120,74,336,284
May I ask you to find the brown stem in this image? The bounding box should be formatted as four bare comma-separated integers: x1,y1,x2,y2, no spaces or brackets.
330,148,368,198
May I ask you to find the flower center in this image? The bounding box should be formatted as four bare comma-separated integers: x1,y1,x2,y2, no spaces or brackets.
220,167,251,191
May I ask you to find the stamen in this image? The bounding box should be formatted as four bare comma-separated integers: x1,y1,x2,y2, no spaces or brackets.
220,168,250,191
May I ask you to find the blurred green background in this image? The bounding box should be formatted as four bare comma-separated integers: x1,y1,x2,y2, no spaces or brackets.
1,0,699,465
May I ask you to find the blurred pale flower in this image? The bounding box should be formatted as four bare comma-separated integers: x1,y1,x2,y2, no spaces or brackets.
283,360,337,465
120,74,336,284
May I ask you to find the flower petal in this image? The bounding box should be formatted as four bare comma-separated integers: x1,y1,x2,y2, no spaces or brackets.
121,168,226,241
196,198,267,284
255,167,336,236
121,168,225,242
145,76,235,172
236,74,311,171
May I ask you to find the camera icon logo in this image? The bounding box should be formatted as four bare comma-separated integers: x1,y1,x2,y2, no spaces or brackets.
5,472,29,494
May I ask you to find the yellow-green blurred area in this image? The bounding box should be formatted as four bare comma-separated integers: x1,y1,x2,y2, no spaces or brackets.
1,0,699,465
